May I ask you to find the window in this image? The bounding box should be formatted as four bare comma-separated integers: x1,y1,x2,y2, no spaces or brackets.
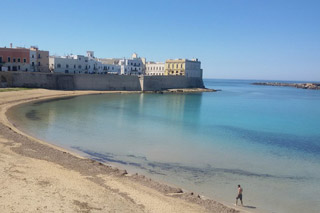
57,64,61,68
38,62,40,66
66,64,69,68
18,66,20,70
0,57,2,63
74,65,76,68
32,55,34,58
38,54,41,58
7,57,11,62
78,65,82,69
13,58,16,63
18,58,21,62
32,62,35,66
23,58,26,63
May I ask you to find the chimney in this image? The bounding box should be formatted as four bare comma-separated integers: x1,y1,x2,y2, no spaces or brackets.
10,43,13,48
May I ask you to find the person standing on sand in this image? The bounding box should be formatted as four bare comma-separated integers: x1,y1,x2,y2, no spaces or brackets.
236,184,243,206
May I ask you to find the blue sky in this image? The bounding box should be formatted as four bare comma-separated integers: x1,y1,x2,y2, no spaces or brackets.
1,0,319,81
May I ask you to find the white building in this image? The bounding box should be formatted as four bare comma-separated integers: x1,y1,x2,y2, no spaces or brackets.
49,51,103,74
98,58,121,74
49,55,88,74
29,49,37,72
145,62,165,76
118,53,144,75
101,63,121,74
86,51,103,74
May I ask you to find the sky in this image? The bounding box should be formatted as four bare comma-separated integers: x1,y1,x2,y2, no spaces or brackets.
1,0,319,81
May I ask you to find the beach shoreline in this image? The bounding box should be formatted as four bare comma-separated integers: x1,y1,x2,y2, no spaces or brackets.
0,89,241,213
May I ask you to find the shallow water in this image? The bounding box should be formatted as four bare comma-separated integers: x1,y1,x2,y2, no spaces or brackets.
10,79,320,213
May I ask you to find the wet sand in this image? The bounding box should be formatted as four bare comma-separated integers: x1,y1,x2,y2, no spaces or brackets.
0,89,241,213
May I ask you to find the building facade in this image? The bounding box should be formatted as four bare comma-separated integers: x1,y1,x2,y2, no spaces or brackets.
101,64,121,74
118,53,144,75
37,50,50,72
49,51,104,74
49,55,88,74
86,51,103,74
145,62,165,76
165,58,202,78
0,47,30,71
30,46,50,72
49,51,103,74
0,45,49,72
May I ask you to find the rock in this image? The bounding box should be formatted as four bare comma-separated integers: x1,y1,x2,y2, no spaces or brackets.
120,170,128,176
172,188,183,193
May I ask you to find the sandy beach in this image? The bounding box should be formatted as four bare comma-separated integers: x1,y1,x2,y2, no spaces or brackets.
0,89,241,213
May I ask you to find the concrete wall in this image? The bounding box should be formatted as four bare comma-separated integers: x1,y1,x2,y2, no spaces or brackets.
0,71,204,91
141,75,204,91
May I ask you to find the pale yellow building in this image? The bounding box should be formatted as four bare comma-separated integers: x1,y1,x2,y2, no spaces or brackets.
165,58,202,78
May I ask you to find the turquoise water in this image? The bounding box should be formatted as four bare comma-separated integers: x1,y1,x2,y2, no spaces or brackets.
11,79,320,213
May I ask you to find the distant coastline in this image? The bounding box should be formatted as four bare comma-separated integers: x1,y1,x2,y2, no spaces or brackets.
252,82,320,90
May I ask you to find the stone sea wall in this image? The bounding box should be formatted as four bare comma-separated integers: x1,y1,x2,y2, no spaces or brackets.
141,75,204,91
0,72,204,91
74,74,141,91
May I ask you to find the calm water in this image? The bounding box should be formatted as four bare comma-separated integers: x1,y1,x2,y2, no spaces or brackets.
11,79,320,213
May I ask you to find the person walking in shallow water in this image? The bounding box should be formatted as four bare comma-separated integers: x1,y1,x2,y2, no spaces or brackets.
236,184,243,206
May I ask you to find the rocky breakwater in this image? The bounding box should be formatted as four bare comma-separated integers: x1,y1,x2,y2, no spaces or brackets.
253,82,320,90
144,88,219,94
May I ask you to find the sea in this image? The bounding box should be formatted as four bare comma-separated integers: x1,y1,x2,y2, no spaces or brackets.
10,79,320,213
